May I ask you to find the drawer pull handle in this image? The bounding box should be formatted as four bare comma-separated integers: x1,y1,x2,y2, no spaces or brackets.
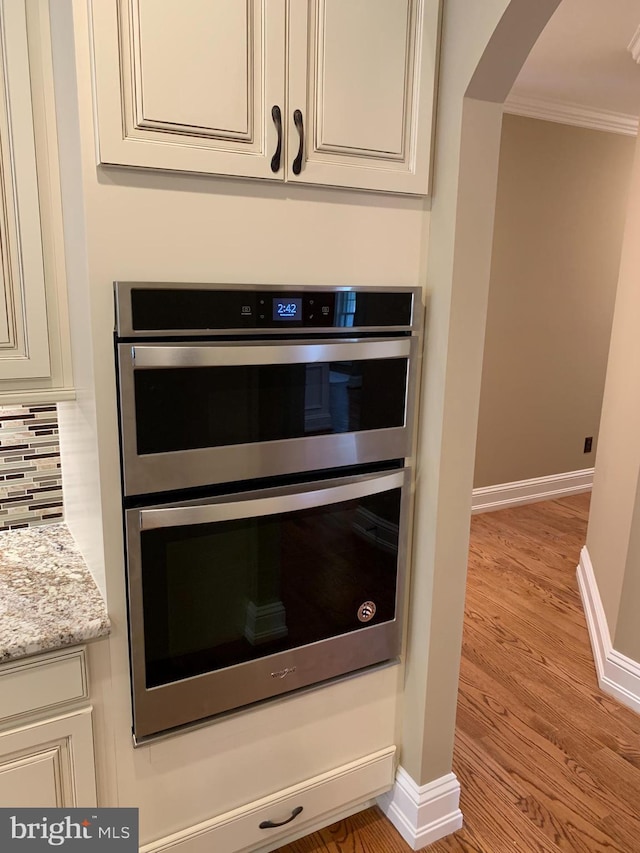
259,805,303,829
270,105,282,173
292,109,304,175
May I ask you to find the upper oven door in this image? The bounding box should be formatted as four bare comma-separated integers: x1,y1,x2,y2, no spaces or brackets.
117,337,418,496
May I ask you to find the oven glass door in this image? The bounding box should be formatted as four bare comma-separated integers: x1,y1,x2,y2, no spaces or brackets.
117,338,415,494
126,468,408,736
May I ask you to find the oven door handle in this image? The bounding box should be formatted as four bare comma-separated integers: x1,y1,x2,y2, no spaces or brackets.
138,470,405,531
129,338,410,368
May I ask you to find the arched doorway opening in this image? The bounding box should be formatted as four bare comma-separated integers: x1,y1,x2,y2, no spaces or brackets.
388,2,564,848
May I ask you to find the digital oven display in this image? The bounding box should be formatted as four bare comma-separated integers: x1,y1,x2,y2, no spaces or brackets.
272,297,302,321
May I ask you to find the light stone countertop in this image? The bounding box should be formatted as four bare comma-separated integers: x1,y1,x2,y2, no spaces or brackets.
0,523,110,662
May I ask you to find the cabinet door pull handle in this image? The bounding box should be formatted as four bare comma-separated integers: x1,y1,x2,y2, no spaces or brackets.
271,105,283,173
259,805,303,829
292,108,304,175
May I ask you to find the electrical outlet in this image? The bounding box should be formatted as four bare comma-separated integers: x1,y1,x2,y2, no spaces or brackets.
584,436,593,453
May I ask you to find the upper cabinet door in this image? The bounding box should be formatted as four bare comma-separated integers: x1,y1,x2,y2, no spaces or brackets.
90,0,440,194
90,0,286,179
0,0,51,381
286,0,440,194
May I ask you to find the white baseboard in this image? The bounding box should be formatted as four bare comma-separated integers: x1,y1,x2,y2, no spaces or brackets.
577,546,640,715
472,468,593,514
377,767,462,850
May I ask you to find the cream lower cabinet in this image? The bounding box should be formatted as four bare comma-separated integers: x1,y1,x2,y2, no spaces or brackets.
140,746,396,853
90,0,440,194
0,710,96,808
0,647,97,808
0,0,73,405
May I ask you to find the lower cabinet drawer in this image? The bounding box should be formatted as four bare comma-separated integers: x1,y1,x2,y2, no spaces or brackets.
141,745,396,853
0,647,87,727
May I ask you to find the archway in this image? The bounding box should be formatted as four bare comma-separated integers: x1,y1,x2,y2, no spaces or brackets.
380,2,563,848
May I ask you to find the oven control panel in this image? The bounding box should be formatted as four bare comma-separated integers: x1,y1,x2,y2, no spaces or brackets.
120,286,417,335
259,293,334,327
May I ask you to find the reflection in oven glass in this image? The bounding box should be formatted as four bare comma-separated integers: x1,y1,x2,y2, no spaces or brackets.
140,489,401,689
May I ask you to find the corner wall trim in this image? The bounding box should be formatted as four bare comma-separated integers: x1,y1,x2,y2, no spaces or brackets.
472,468,593,514
576,546,640,715
377,767,462,850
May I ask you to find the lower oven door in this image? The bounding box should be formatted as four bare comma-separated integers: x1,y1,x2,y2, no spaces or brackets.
125,467,409,740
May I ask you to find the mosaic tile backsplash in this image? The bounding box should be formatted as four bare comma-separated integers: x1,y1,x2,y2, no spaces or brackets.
0,405,63,531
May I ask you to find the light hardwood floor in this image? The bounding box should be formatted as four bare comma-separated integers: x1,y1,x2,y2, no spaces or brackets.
275,493,640,853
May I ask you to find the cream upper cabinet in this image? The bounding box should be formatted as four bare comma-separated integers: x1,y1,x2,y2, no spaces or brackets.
90,0,440,195
287,0,439,194
0,0,73,404
90,0,286,179
0,0,51,382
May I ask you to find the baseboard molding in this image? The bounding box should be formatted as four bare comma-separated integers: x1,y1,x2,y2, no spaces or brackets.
577,546,640,715
472,468,593,514
377,767,462,850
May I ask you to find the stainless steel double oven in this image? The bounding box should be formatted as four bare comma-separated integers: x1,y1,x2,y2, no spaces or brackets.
115,283,422,740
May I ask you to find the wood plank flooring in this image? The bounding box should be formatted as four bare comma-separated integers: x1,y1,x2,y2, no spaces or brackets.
274,494,640,853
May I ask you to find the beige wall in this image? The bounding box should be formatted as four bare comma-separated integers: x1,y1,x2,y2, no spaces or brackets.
474,116,634,488
53,0,424,839
52,0,565,839
401,0,561,785
587,114,640,662
616,475,640,660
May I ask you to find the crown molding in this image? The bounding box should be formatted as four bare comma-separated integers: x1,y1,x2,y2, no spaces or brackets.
503,94,638,136
628,24,640,63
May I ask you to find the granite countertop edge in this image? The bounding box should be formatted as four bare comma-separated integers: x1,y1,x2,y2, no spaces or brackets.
0,522,111,664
